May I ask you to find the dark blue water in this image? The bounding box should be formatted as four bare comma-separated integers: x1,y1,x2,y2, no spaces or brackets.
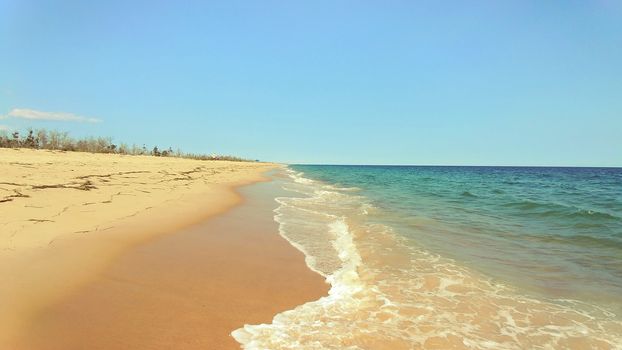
291,165,622,309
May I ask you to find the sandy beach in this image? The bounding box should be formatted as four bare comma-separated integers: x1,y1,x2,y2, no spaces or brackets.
0,148,327,348
3,2,619,348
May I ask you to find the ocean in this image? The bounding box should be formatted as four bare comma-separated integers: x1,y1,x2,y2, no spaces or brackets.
233,165,622,349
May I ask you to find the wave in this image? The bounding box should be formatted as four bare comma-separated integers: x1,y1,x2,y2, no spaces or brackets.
232,173,367,349
522,232,622,250
570,209,620,221
502,200,556,211
231,168,622,349
502,200,620,221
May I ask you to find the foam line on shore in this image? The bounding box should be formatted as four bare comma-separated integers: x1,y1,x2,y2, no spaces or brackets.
232,167,622,350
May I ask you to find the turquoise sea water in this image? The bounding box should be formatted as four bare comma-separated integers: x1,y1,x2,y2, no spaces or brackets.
233,165,622,349
291,165,622,309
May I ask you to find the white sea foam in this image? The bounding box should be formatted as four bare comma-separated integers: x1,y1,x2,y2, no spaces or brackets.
231,168,622,349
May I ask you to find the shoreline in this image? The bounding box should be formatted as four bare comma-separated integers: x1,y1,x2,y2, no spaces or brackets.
231,166,622,349
13,175,328,349
0,149,281,347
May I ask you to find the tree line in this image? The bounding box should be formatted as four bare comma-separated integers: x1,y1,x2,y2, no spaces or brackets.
0,128,249,162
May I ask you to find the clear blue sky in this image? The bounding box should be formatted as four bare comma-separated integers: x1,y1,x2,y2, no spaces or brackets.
1,0,621,166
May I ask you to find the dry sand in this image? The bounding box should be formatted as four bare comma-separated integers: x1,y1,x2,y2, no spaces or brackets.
0,148,294,347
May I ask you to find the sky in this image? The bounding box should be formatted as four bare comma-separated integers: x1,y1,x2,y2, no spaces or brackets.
1,0,621,166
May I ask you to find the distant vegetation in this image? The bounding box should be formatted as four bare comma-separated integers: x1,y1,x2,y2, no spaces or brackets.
0,128,250,162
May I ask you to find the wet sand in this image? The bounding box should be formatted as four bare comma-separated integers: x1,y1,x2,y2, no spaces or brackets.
14,178,329,349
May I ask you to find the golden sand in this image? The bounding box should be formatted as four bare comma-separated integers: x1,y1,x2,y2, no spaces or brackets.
14,180,328,349
0,148,281,347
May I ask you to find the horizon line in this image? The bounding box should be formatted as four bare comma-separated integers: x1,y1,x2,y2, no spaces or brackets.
287,163,622,169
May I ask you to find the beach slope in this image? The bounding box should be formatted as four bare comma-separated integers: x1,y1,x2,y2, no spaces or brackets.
0,148,275,346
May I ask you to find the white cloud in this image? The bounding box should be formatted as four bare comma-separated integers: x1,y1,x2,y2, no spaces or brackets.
7,108,102,123
0,124,9,131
